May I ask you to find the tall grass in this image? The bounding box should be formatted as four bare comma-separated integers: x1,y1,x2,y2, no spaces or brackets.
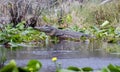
74,0,120,28
0,0,120,29
41,0,120,29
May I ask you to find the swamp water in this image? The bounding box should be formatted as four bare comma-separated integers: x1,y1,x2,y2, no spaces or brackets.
1,40,120,72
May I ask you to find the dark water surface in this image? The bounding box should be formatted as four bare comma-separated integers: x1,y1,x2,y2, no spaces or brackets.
2,40,120,72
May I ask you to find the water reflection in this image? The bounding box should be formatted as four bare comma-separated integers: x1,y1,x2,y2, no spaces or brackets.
5,40,120,60
0,47,7,68
2,40,120,72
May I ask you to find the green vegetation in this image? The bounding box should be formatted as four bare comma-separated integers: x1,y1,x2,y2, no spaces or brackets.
0,0,120,72
41,0,120,43
0,0,120,45
1,59,120,72
57,64,120,72
53,57,120,72
0,60,42,72
0,22,50,48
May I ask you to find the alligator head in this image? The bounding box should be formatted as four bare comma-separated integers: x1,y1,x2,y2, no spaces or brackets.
35,25,57,33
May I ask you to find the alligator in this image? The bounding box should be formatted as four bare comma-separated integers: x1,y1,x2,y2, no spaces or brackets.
34,25,91,41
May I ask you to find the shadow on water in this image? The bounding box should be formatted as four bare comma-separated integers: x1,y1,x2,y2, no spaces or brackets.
1,40,120,71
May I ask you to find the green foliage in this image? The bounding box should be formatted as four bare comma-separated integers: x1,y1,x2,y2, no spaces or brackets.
67,66,82,71
35,1,120,43
101,64,120,72
64,14,72,24
100,20,109,27
69,25,86,33
54,58,93,72
62,0,120,33
82,67,93,71
0,60,17,72
0,22,49,48
0,60,42,72
1,60,120,72
57,69,76,72
89,21,120,43
69,20,120,43
90,25,119,43
57,66,93,72
57,64,120,72
59,14,72,24
42,15,51,23
25,60,42,72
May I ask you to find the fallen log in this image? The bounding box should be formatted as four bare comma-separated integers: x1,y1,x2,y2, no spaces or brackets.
34,25,90,40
